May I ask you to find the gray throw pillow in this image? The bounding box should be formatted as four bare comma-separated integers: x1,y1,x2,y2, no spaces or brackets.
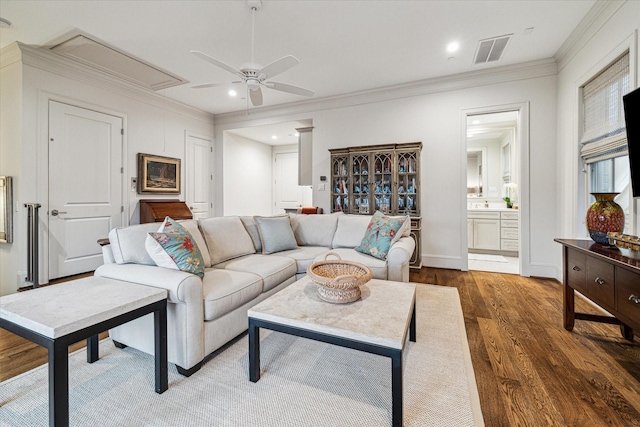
254,215,298,254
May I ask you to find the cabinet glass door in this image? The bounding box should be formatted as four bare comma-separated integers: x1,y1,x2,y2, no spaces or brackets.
351,153,370,214
373,152,393,214
331,154,349,212
396,150,419,215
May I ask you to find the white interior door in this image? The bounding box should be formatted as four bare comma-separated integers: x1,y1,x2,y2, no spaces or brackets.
48,101,123,279
185,132,212,219
274,151,312,213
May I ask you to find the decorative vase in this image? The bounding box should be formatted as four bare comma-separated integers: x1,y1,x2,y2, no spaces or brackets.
586,193,625,244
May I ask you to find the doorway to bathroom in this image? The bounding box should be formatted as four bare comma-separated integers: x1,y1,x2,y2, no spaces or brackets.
466,110,520,274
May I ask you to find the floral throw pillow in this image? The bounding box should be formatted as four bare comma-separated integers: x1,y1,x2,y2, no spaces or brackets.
145,230,205,278
355,211,408,260
159,216,187,234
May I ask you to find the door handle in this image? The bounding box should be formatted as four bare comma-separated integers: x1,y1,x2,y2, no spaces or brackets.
51,209,67,216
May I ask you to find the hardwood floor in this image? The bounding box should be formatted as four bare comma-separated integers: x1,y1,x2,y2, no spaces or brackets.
410,268,640,427
1,268,639,425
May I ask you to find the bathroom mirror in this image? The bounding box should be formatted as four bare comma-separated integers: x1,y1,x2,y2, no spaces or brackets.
0,176,13,243
467,149,485,197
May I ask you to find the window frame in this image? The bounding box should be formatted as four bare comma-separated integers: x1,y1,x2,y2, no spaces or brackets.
576,43,637,237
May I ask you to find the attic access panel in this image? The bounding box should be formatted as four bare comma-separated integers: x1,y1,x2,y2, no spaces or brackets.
50,31,188,91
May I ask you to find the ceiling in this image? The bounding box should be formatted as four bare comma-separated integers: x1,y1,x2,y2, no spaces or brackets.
226,119,312,146
0,0,596,116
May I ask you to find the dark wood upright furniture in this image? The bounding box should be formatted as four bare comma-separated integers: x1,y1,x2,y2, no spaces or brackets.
329,142,422,269
139,199,193,224
555,238,640,340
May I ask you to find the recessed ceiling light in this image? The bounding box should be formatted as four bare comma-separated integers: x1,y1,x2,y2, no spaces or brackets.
271,135,278,140
294,133,300,137
228,89,237,97
447,42,459,53
524,27,534,36
0,18,12,29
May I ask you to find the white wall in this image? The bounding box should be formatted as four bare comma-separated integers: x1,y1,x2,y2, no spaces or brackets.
223,132,273,216
0,57,23,296
214,66,558,277
0,43,215,295
556,1,639,279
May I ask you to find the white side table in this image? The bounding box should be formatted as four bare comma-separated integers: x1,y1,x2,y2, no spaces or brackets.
0,276,168,426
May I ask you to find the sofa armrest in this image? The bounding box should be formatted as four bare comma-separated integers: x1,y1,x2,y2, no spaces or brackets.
94,264,203,305
388,236,415,265
101,244,116,264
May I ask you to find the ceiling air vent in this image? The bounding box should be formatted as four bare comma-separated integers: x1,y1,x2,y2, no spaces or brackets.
473,34,512,65
49,31,188,91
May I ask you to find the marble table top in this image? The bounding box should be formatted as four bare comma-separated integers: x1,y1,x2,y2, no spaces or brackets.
248,277,416,349
0,276,167,339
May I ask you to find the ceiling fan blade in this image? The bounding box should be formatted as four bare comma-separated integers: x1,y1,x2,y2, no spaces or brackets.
266,81,315,97
259,55,300,79
249,87,263,106
190,50,245,78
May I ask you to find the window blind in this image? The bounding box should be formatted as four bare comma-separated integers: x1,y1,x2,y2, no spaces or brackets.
580,52,630,160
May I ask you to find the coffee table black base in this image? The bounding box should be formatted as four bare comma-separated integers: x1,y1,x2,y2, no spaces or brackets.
248,301,416,427
0,299,167,427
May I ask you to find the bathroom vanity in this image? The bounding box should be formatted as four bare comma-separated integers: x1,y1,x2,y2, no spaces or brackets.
468,208,519,254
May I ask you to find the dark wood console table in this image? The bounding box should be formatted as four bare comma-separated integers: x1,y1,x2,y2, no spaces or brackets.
555,238,640,340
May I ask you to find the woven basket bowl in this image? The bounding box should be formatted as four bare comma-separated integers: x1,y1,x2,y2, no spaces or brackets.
307,252,373,303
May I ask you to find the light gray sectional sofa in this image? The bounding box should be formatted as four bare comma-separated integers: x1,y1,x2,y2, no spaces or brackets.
94,212,415,376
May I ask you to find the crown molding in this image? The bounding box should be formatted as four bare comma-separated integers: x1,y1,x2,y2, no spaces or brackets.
0,42,23,71
554,0,626,72
214,58,557,127
1,42,213,124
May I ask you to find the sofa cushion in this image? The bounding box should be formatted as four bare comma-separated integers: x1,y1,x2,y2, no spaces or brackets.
177,219,211,268
198,217,256,265
202,269,263,321
239,216,262,253
213,254,296,292
314,248,388,280
331,214,372,248
254,215,298,254
277,246,331,274
146,231,205,278
289,213,340,247
356,211,408,260
108,223,160,265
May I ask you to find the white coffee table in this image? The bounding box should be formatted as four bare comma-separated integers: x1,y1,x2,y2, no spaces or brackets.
248,276,416,427
0,276,168,427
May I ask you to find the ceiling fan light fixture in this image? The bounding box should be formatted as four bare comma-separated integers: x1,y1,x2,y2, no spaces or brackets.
190,0,314,107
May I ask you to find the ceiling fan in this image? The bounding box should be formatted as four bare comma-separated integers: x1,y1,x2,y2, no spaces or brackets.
190,0,314,107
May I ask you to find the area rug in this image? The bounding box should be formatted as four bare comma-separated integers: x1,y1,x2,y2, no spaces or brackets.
468,253,508,263
0,284,483,426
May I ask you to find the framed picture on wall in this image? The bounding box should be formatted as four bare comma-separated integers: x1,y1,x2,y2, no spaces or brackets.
137,153,181,194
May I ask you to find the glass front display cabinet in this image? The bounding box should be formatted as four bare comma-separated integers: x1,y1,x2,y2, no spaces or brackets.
329,142,422,269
